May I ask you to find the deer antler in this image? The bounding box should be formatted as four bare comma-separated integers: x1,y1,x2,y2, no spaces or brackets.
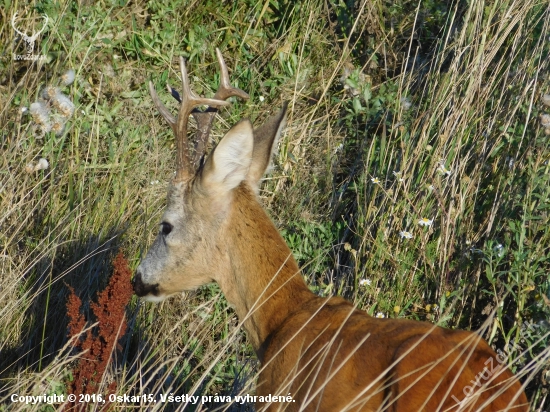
149,48,249,181
189,49,250,168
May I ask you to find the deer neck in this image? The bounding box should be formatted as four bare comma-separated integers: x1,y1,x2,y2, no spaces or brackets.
216,184,315,358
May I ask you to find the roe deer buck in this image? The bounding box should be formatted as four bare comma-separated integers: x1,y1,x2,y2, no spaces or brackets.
133,49,528,411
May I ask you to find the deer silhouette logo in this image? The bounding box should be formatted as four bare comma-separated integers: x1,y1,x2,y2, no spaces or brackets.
11,12,49,55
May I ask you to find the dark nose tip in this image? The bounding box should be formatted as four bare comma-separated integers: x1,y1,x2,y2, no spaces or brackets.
132,271,144,295
132,271,160,297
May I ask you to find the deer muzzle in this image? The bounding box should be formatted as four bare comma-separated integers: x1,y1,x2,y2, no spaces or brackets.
132,270,160,298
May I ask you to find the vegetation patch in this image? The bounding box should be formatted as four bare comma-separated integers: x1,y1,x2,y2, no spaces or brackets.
0,0,549,410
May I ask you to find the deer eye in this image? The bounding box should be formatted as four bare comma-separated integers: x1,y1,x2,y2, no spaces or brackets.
160,222,173,236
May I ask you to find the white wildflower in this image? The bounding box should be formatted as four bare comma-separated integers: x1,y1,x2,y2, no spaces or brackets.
35,158,49,171
437,161,451,176
52,92,75,118
39,120,53,134
371,177,380,184
29,101,50,126
61,69,76,86
375,312,385,318
51,116,66,136
150,180,160,185
399,231,413,239
418,218,433,227
359,278,372,286
25,162,35,174
393,171,404,182
259,95,265,102
42,86,60,100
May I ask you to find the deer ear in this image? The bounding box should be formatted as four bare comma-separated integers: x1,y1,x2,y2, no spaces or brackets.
200,119,254,195
247,103,288,190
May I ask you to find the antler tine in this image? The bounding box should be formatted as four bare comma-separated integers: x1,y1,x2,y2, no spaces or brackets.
190,49,250,167
148,81,177,133
176,56,230,111
174,56,230,180
213,48,250,101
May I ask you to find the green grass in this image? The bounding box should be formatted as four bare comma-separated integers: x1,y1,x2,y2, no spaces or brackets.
1,0,549,410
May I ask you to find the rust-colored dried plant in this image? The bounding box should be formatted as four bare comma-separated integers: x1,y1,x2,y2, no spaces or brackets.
65,252,133,410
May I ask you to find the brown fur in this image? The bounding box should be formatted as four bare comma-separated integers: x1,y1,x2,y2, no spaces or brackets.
222,184,528,411
133,89,528,411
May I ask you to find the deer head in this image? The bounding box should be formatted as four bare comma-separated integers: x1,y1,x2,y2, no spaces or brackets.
133,50,287,302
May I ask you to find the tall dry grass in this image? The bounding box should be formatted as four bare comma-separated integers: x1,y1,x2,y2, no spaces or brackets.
0,0,549,410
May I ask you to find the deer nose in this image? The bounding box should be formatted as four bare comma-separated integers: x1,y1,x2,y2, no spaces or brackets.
132,271,160,297
132,271,145,296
